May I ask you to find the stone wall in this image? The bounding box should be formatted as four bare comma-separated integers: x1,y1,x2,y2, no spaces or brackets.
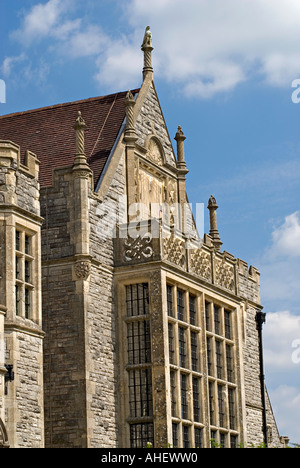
41,170,88,448
0,140,44,448
86,153,127,447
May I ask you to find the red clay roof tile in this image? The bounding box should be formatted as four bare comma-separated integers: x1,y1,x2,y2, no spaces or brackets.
0,89,140,188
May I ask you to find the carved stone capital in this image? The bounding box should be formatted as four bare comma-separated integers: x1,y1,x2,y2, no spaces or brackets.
74,261,91,280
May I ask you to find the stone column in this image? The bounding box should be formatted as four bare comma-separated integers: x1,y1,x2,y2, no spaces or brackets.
150,270,172,448
207,195,222,252
175,126,189,235
124,91,138,223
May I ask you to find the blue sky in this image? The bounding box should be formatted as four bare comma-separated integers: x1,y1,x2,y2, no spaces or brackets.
1,0,300,445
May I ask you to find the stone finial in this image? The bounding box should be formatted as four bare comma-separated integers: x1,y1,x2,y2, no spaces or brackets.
141,26,154,80
175,126,187,168
141,26,153,48
124,91,137,143
207,195,222,251
73,111,87,156
73,111,90,170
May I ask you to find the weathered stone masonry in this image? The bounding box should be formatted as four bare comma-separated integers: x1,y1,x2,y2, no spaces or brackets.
0,28,287,448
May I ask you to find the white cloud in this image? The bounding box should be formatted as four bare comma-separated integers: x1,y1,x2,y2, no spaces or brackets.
0,54,26,78
270,212,300,258
123,0,300,96
258,212,300,307
12,0,71,44
10,0,300,96
264,311,300,372
258,217,300,444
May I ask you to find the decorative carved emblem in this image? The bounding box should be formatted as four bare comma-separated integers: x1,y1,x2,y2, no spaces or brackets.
214,256,235,292
124,233,154,262
148,139,164,166
74,261,91,280
189,249,212,281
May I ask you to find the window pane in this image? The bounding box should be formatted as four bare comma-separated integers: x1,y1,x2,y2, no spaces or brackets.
181,373,188,419
167,285,174,317
193,377,201,423
168,323,175,365
216,340,223,380
207,337,213,376
218,385,225,428
178,327,186,368
191,332,199,372
172,424,179,448
189,294,196,325
127,320,151,365
226,345,234,383
177,289,185,321
205,301,211,331
182,425,190,448
130,423,154,449
214,305,221,335
228,388,236,430
194,427,203,448
126,283,149,317
128,369,153,418
25,235,30,255
15,285,21,316
170,371,177,417
25,288,31,319
16,230,20,251
224,310,232,339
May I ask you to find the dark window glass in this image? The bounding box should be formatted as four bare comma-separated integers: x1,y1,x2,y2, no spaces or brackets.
191,332,199,372
128,369,153,418
214,305,221,335
193,377,201,423
127,320,151,365
189,294,196,325
177,289,185,321
167,285,174,317
126,283,149,317
224,310,232,339
181,373,188,419
178,327,186,368
130,423,154,449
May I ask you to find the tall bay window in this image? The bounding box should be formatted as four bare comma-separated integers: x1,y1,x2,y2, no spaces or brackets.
205,300,239,448
167,284,203,448
125,283,154,448
15,229,34,320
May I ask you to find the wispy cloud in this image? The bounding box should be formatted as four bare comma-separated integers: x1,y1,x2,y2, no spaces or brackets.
260,216,300,444
9,0,300,98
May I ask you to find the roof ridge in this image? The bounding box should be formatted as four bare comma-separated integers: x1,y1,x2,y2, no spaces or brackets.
0,89,140,120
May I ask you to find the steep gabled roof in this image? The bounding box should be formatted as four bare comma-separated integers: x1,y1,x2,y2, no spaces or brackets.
0,89,140,188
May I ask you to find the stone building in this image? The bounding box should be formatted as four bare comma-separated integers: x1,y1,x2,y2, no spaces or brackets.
0,29,286,448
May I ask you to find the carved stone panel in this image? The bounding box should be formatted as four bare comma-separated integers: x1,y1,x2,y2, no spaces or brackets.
189,248,212,281
163,234,186,270
214,256,235,292
148,138,164,167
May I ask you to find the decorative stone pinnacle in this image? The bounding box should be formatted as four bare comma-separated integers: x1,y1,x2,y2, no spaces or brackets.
73,111,90,169
141,26,153,80
208,194,218,208
124,91,137,142
207,195,222,251
73,111,87,156
141,26,153,49
175,126,187,167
